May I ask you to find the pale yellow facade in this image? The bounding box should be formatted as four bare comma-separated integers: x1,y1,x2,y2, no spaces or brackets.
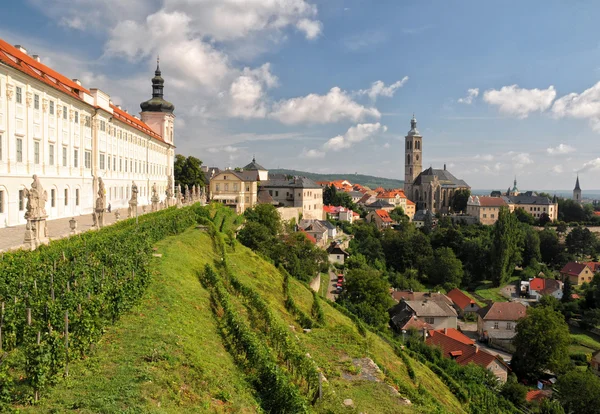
209,171,258,213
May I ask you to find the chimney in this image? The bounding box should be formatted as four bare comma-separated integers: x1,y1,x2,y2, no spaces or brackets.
72,79,81,86
14,45,27,55
117,105,122,110
124,109,128,113
32,54,41,62
444,163,447,170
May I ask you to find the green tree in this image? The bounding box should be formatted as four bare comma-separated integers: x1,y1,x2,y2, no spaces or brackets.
337,267,394,328
537,399,565,414
566,226,597,257
538,212,552,226
491,207,523,287
558,198,589,222
539,228,564,267
511,306,571,380
174,154,206,188
555,370,600,414
451,189,471,213
244,204,282,236
514,207,536,225
522,226,542,266
237,221,275,256
427,247,464,287
323,184,337,206
561,277,573,304
390,206,409,224
500,375,527,407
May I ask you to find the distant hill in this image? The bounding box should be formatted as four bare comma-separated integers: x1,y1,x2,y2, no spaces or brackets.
269,168,404,189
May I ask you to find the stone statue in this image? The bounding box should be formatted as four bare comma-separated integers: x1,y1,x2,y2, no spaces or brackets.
128,180,138,218
166,176,174,207
24,174,47,220
151,182,160,212
185,185,190,203
23,175,48,250
176,184,183,208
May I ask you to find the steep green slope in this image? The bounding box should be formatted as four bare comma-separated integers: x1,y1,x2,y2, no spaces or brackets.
22,227,465,413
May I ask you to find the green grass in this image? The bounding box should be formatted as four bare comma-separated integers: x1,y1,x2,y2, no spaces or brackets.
473,277,519,303
570,326,600,352
20,227,469,413
462,290,486,308
21,230,259,413
319,272,332,298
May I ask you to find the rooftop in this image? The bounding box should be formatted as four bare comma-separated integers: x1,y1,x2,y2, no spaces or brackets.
477,302,526,321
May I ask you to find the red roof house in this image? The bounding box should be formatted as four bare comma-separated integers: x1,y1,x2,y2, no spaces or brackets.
560,262,594,286
446,288,480,315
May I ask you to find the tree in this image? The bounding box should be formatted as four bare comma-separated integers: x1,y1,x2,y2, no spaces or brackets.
337,267,394,328
558,198,589,222
566,226,597,257
273,232,328,282
390,206,409,224
237,221,275,256
555,370,600,414
323,184,337,206
561,277,573,304
537,399,565,414
244,204,282,236
511,306,571,380
174,154,206,188
538,212,552,226
522,227,542,266
514,208,536,225
427,247,464,287
500,375,527,407
451,189,471,213
539,228,564,267
491,207,523,287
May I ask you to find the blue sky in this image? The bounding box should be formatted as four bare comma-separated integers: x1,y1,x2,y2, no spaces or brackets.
3,0,600,190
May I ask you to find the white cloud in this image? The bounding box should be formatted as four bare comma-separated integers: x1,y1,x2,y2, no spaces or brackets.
383,142,391,149
302,149,325,158
551,81,600,131
581,158,600,172
357,77,409,101
207,145,239,153
512,152,533,167
296,18,322,40
474,154,494,161
483,85,556,118
551,165,564,174
323,123,387,151
228,63,278,119
270,87,381,125
458,88,479,104
546,144,575,155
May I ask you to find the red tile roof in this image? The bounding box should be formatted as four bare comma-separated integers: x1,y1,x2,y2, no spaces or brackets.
526,390,551,402
439,328,475,345
0,38,168,146
478,302,527,321
560,262,590,276
446,288,476,311
299,229,317,244
375,209,393,223
406,200,415,206
477,196,508,207
529,278,545,292
584,262,600,272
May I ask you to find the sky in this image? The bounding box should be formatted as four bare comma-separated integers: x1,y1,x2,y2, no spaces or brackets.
3,0,600,190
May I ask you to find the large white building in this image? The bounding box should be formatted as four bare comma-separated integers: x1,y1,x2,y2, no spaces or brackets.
0,38,175,228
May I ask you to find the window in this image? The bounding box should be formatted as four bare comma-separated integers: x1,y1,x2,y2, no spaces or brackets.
233,183,238,191
113,156,116,171
73,149,79,168
34,141,40,164
51,189,56,207
424,317,435,325
62,147,67,166
506,322,513,330
19,190,24,211
63,106,68,120
85,116,91,127
75,189,80,206
225,183,229,191
0,190,3,213
16,138,23,162
34,94,39,110
100,120,106,131
216,184,220,191
246,185,250,191
99,153,105,170
275,191,279,197
64,189,68,206
84,151,91,168
493,322,499,329
120,158,122,172
49,101,54,115
107,156,111,170
16,86,22,104
125,158,128,172
74,111,78,124
49,144,54,165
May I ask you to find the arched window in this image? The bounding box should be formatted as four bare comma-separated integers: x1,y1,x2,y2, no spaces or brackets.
406,141,410,150
407,154,411,164
410,167,412,175
416,140,420,150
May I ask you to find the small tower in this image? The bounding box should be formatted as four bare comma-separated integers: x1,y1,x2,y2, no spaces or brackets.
140,57,175,145
404,114,423,197
509,177,520,196
573,175,582,203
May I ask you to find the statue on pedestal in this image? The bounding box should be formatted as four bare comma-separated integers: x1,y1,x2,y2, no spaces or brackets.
151,182,160,212
176,184,183,208
166,176,174,207
94,177,106,228
128,181,138,218
185,185,190,204
23,175,48,250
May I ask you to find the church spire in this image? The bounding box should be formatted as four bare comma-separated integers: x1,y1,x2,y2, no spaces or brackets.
574,174,581,191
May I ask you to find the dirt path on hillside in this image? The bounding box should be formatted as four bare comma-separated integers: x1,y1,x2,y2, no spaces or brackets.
309,273,320,292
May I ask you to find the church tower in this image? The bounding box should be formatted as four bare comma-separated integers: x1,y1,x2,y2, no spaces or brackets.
140,58,175,145
404,115,423,196
573,175,582,203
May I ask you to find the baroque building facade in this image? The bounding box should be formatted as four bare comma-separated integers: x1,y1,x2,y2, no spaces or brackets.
0,39,175,228
403,116,470,214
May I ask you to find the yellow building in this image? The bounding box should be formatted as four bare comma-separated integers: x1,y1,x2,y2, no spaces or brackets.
466,196,508,225
209,170,258,213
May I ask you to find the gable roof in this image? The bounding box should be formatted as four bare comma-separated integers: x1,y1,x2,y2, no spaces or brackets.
404,300,458,317
257,187,275,204
327,244,349,256
560,262,591,276
366,200,394,209
584,262,600,272
413,167,469,188
390,291,453,306
0,38,169,146
299,229,317,244
477,302,526,321
468,196,508,207
526,390,551,403
242,157,266,171
374,209,393,223
262,176,321,189
505,194,554,205
446,288,476,310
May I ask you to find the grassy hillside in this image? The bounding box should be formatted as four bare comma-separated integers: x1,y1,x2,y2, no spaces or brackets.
21,226,466,413
269,168,403,189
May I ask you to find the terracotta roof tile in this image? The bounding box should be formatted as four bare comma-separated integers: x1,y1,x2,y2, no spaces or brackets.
560,262,590,276
446,288,476,311
375,209,392,222
477,302,526,321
